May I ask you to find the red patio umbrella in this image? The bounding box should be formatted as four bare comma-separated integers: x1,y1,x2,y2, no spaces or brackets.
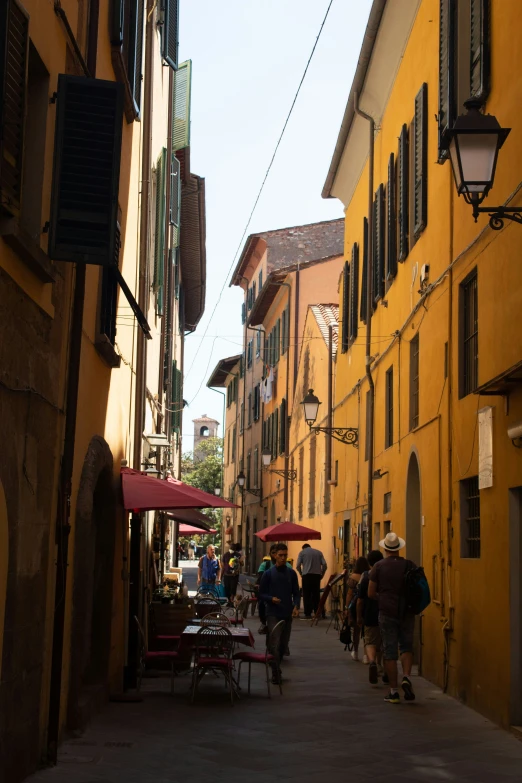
254,520,322,542
121,468,239,512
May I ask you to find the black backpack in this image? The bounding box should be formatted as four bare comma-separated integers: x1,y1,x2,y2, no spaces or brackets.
402,562,431,615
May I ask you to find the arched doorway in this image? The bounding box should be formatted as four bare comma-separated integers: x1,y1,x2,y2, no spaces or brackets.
68,436,116,729
405,452,422,566
0,482,8,682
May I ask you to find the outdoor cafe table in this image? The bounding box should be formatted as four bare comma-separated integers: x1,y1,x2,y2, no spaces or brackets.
180,625,255,648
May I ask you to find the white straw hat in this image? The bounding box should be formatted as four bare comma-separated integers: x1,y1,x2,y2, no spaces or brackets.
379,532,406,552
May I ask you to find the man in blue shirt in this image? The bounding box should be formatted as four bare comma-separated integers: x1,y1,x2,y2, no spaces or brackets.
259,543,300,684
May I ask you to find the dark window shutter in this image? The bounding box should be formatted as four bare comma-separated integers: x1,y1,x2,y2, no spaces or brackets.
241,302,246,324
154,147,167,313
341,261,350,353
373,185,385,305
349,243,359,344
170,154,180,226
0,0,29,213
273,408,279,459
48,76,124,265
173,248,180,299
110,0,124,46
100,225,121,344
128,0,144,116
279,398,286,455
275,318,281,363
360,217,369,324
162,0,179,70
386,153,397,280
470,0,490,102
438,0,456,159
413,83,428,239
398,124,409,261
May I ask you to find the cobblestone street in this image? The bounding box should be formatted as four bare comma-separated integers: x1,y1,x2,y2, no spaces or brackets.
27,615,522,783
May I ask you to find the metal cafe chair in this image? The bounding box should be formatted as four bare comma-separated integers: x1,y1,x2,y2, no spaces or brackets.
134,616,179,696
194,595,222,619
201,612,231,627
233,619,284,698
191,625,236,706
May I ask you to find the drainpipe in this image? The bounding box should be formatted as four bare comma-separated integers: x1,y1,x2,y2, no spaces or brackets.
293,264,300,395
354,91,375,550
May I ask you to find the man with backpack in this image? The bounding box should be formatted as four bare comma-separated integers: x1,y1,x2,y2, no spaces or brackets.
368,532,417,704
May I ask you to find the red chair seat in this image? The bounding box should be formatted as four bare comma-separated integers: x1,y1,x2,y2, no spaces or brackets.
233,651,274,663
144,650,179,660
195,657,233,668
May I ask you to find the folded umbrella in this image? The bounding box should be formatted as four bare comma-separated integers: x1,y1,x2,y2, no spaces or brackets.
254,520,321,542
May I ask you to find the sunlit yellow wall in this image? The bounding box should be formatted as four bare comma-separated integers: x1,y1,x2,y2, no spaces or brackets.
330,0,522,727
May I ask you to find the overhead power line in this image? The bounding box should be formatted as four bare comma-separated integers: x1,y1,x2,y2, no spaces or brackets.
185,0,335,402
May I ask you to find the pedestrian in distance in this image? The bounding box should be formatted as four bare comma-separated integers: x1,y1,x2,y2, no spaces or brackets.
345,556,369,661
188,539,197,560
221,542,243,606
197,544,222,587
296,543,327,619
368,532,416,704
259,543,300,685
357,549,384,685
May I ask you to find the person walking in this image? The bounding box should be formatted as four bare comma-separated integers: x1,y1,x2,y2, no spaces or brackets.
197,544,221,587
345,556,369,661
368,532,416,704
259,543,300,684
188,539,197,561
221,542,243,606
296,543,327,619
357,549,384,685
256,544,292,634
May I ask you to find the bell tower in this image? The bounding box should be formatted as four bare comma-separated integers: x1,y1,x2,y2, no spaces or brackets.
193,414,219,461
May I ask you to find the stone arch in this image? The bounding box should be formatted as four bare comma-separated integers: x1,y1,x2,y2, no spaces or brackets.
68,436,116,729
405,449,422,566
0,482,7,682
200,426,209,437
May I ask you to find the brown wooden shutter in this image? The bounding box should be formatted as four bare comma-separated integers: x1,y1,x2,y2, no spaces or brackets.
438,0,456,159
413,83,428,239
0,0,29,213
398,124,409,261
341,260,350,353
162,0,179,70
386,153,397,280
470,0,490,103
360,217,369,323
349,243,359,344
373,185,385,305
48,75,124,265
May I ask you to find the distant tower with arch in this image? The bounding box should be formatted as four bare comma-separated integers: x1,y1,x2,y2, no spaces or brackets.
193,414,219,461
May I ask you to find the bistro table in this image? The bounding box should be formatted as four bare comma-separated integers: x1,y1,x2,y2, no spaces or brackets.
180,625,255,648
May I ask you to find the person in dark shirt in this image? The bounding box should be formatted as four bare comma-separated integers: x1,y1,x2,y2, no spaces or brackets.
357,549,383,685
221,542,243,606
259,543,300,684
369,532,416,704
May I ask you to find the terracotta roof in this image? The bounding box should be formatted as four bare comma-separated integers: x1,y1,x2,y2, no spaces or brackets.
230,218,345,286
206,354,241,388
192,414,219,424
179,173,206,331
310,304,339,358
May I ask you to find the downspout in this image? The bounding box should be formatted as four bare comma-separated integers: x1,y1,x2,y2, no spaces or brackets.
293,264,300,395
354,92,375,550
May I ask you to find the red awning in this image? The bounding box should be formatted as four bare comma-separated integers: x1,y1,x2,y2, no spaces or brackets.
254,521,321,542
121,468,239,512
167,508,214,529
179,523,217,534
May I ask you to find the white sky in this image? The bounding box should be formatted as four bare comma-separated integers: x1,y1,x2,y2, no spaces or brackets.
179,0,372,451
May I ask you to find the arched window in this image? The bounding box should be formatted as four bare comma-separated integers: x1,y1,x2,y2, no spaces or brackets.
200,426,209,437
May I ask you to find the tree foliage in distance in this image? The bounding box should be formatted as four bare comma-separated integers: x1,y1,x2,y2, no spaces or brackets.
181,437,223,549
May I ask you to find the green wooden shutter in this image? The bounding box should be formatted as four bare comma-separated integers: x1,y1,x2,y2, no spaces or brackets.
438,0,456,159
275,319,281,363
360,217,369,324
470,0,490,102
398,125,409,261
172,61,191,150
162,0,179,70
413,83,428,239
0,0,28,214
128,0,144,117
154,147,167,312
349,243,359,345
341,261,349,353
373,185,385,305
49,76,124,265
386,153,397,280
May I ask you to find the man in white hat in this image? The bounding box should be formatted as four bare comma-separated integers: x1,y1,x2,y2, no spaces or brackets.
368,532,416,704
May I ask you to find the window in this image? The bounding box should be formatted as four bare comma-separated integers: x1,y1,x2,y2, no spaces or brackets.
253,384,260,422
460,475,480,558
459,269,478,397
110,0,145,118
438,0,490,160
308,434,316,517
410,334,420,430
271,408,279,459
279,398,287,455
360,217,369,324
413,83,428,239
161,0,180,70
385,366,393,449
386,153,397,281
274,319,281,364
231,425,236,462
384,492,392,514
253,446,259,489
398,125,409,262
281,307,289,355
247,339,253,369
247,392,252,427
341,261,350,353
373,185,385,305
365,390,371,461
239,402,244,434
256,330,261,358
383,520,391,536
349,243,359,345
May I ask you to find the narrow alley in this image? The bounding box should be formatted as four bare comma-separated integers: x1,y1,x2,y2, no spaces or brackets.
27,617,522,783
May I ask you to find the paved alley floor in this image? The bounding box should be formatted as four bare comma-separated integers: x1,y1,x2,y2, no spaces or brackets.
27,617,522,783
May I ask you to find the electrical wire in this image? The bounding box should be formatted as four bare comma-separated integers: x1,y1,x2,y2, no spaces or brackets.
184,0,335,394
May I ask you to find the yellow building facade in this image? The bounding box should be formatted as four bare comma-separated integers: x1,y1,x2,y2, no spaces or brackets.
324,0,522,728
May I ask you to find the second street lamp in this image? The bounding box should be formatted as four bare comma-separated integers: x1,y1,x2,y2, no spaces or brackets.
301,389,358,447
261,447,297,481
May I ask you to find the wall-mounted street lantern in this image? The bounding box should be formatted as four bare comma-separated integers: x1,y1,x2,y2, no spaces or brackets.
446,99,520,229
214,487,221,496
301,389,358,447
236,470,261,497
373,469,389,480
261,448,297,481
